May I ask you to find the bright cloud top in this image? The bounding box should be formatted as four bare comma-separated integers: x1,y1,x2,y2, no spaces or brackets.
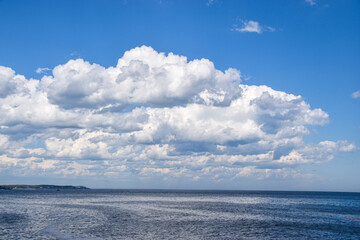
0,46,354,182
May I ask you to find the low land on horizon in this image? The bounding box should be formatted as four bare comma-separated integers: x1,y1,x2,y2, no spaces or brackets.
0,184,89,190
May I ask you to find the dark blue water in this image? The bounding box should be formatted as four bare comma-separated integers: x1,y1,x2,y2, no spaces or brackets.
0,190,359,239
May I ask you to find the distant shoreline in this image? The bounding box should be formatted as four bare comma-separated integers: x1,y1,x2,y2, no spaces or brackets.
0,185,89,190
0,186,358,193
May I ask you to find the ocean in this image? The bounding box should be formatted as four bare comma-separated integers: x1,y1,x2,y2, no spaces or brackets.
0,190,359,239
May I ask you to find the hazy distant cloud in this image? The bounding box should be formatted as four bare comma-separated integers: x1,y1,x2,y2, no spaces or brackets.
0,46,354,182
35,67,51,74
352,90,360,99
206,0,214,6
305,0,316,6
233,20,275,34
235,20,262,33
266,26,276,32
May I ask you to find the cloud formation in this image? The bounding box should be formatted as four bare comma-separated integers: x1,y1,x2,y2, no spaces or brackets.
35,67,51,74
233,20,275,34
352,90,360,99
0,46,354,182
305,0,316,6
206,0,215,6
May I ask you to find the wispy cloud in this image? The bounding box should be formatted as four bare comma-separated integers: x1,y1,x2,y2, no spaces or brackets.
206,0,214,6
233,20,275,34
352,90,360,99
305,0,316,6
35,67,51,74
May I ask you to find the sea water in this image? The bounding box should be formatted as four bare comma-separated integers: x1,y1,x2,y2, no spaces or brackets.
0,190,359,239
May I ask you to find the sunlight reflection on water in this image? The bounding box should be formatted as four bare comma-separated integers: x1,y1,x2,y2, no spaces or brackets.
0,190,359,239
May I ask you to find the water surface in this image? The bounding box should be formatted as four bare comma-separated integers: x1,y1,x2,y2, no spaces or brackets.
0,190,359,239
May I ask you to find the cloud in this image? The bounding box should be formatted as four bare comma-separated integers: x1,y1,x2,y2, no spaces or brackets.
206,0,214,6
44,46,241,109
35,67,51,74
352,90,360,99
0,46,355,182
305,0,316,6
0,66,26,98
233,20,275,34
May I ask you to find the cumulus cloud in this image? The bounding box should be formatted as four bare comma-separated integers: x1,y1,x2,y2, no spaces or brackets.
0,46,355,182
352,90,360,99
44,46,240,109
0,66,27,98
233,20,275,34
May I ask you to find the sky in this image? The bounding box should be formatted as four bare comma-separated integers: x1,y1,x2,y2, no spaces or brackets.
0,0,359,191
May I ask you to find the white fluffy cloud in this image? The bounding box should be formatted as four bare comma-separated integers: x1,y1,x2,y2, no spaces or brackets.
45,46,240,109
0,46,355,181
233,20,275,34
0,66,27,98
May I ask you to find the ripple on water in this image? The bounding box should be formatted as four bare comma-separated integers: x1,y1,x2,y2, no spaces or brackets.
0,190,359,239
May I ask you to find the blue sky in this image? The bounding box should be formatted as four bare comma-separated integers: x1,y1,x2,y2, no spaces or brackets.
0,0,359,191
